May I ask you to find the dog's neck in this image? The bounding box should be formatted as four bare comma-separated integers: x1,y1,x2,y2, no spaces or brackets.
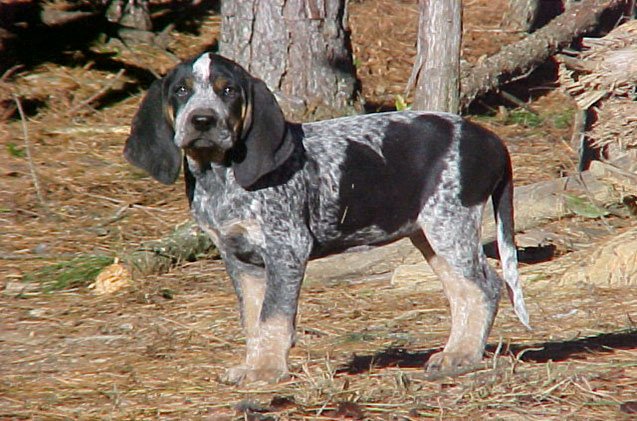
185,124,306,192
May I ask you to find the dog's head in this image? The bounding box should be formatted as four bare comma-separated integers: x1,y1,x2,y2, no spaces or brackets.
124,53,294,188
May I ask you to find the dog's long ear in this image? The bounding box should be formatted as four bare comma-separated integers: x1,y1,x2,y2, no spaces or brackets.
232,78,295,189
124,79,181,185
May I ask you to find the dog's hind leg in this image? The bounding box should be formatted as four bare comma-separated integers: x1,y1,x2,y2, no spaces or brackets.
411,204,501,375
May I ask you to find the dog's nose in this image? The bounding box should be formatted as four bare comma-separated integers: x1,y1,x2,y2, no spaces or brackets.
191,113,216,131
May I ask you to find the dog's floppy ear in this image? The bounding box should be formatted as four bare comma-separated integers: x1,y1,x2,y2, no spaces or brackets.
124,78,181,185
232,78,295,189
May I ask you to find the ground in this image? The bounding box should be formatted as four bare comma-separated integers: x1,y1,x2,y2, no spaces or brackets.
1,1,636,419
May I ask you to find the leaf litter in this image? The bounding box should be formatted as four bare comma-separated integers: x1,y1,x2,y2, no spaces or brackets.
1,0,636,419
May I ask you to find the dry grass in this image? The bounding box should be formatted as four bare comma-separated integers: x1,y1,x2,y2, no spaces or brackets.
1,1,635,419
2,258,636,419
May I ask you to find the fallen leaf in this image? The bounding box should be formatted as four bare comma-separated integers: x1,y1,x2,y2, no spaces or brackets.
89,261,132,294
564,194,610,219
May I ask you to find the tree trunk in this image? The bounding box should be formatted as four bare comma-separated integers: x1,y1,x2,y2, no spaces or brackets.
408,0,462,113
503,0,541,32
220,0,357,120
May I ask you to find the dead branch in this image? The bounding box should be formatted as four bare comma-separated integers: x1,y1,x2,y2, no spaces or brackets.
121,221,217,278
459,0,626,109
13,94,50,216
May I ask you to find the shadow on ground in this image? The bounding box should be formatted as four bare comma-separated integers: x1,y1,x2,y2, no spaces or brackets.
340,329,637,374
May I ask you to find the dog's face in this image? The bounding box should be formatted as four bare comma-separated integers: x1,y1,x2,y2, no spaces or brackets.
169,54,249,156
124,53,294,189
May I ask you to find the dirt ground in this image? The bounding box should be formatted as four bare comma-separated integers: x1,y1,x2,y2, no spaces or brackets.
1,0,636,419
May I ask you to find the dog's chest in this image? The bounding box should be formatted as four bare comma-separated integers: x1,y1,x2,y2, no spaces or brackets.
188,169,261,249
189,166,309,257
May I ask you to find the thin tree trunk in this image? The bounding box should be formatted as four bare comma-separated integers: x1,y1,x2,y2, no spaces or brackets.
220,0,357,119
408,0,462,113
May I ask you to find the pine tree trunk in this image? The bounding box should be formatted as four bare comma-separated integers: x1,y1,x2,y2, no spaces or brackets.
408,0,462,113
220,0,357,120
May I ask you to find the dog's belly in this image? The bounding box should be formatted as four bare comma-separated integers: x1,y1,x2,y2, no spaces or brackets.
308,218,420,259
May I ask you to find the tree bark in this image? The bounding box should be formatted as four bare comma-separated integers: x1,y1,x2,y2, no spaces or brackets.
408,0,462,113
220,0,357,120
459,0,625,109
503,0,541,32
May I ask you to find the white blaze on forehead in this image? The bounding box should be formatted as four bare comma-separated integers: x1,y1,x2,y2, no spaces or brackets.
192,52,212,82
173,52,230,148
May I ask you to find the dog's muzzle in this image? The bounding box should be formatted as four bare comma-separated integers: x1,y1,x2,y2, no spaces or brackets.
190,110,217,133
178,108,232,152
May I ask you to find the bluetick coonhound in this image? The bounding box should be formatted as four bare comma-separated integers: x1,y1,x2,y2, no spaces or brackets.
124,52,530,385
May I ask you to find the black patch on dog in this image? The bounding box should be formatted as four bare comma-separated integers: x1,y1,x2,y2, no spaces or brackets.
337,115,454,236
458,120,508,207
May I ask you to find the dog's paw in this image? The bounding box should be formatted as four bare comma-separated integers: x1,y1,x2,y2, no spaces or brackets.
424,351,482,379
220,365,290,386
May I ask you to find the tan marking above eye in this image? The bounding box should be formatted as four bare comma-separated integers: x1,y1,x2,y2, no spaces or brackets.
213,77,230,94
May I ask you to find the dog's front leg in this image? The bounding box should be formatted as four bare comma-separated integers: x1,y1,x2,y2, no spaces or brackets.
221,238,310,386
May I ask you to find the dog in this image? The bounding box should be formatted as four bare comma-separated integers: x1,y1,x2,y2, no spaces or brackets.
124,52,529,385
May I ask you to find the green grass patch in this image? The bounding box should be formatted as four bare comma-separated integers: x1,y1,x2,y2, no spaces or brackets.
552,108,575,130
24,255,113,292
394,94,410,111
128,168,152,180
505,109,544,128
564,194,610,219
7,143,26,158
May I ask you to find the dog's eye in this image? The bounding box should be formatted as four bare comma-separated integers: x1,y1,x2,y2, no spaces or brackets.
175,85,189,97
222,86,236,97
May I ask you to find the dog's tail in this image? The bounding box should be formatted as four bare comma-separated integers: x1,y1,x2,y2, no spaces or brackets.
492,158,531,330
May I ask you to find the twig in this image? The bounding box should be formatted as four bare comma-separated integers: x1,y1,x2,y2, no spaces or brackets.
0,253,79,260
515,346,545,363
492,337,504,370
13,94,51,216
499,90,539,115
68,69,126,115
1,64,24,82
506,64,539,84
